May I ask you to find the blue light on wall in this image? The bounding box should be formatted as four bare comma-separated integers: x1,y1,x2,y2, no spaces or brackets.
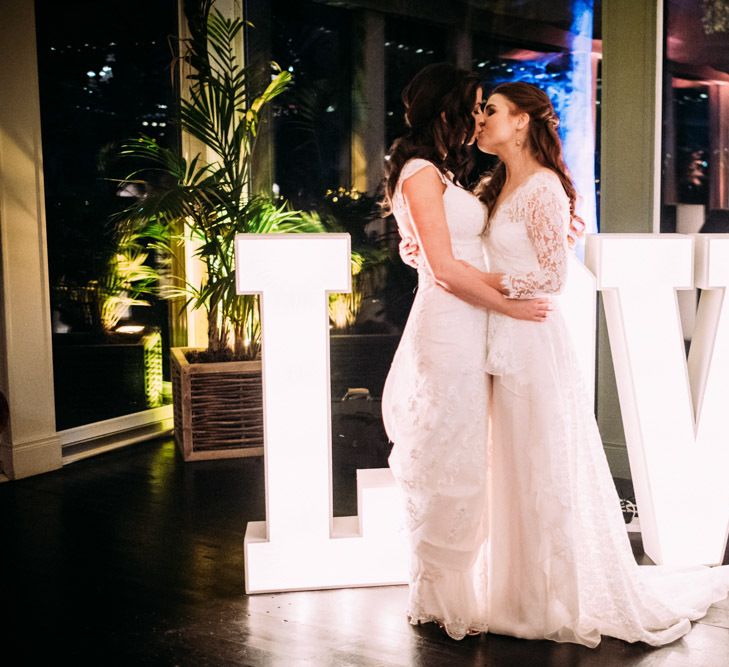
485,0,598,242
563,0,597,239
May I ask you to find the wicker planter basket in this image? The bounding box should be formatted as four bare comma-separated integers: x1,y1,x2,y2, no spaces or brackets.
171,347,264,461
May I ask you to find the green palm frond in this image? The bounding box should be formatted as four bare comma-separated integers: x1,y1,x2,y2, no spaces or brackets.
110,0,323,358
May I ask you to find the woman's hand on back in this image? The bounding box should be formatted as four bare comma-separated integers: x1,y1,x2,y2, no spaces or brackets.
504,297,552,322
399,236,421,269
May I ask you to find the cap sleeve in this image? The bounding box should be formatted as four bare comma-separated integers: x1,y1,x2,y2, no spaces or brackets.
396,159,447,199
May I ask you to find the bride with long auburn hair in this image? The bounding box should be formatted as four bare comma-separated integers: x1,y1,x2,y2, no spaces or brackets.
476,81,729,646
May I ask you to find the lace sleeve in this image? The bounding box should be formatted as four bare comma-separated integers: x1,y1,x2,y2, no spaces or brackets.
501,184,569,298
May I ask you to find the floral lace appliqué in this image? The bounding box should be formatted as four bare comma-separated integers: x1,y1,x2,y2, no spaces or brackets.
500,183,569,298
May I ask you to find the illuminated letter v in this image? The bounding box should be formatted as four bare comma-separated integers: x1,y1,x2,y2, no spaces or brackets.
587,234,729,566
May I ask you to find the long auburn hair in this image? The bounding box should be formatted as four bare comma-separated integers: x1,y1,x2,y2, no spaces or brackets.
383,63,481,214
475,82,585,239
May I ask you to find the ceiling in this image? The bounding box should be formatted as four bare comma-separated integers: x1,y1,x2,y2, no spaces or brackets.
320,0,728,79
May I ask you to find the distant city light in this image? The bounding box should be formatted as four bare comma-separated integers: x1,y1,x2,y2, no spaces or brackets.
87,71,96,77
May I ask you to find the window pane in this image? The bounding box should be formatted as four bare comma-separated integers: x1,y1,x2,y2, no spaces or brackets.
271,0,352,207
662,0,729,234
35,0,179,430
661,0,729,346
249,0,603,516
385,17,446,149
264,0,600,337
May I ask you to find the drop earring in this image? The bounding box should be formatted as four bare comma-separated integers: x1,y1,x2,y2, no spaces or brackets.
515,138,522,147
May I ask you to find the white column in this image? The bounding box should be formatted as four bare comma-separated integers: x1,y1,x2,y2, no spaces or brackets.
351,11,385,195
709,83,729,211
449,25,472,71
601,0,663,234
596,0,664,478
0,0,62,478
176,0,245,348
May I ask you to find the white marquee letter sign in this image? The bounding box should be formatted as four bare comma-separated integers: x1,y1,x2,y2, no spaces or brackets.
237,231,729,592
558,253,598,406
235,234,408,593
586,234,729,566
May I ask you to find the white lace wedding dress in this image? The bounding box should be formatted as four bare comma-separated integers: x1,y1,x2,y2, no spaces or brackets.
485,169,729,647
382,158,490,640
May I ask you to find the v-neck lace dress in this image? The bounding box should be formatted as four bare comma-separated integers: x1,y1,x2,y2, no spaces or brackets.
484,170,729,647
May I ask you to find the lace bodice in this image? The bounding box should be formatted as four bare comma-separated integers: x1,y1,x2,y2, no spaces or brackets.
485,171,570,298
393,158,487,270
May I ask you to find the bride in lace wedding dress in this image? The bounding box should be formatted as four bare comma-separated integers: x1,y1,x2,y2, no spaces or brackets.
380,65,551,640
473,82,729,647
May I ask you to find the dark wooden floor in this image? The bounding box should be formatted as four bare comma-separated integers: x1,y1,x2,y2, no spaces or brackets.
2,437,729,666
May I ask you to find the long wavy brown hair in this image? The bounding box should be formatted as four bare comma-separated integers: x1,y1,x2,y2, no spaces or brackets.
475,82,585,239
383,63,481,214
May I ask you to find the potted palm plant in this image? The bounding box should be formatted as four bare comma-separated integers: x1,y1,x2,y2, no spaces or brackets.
115,0,324,460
